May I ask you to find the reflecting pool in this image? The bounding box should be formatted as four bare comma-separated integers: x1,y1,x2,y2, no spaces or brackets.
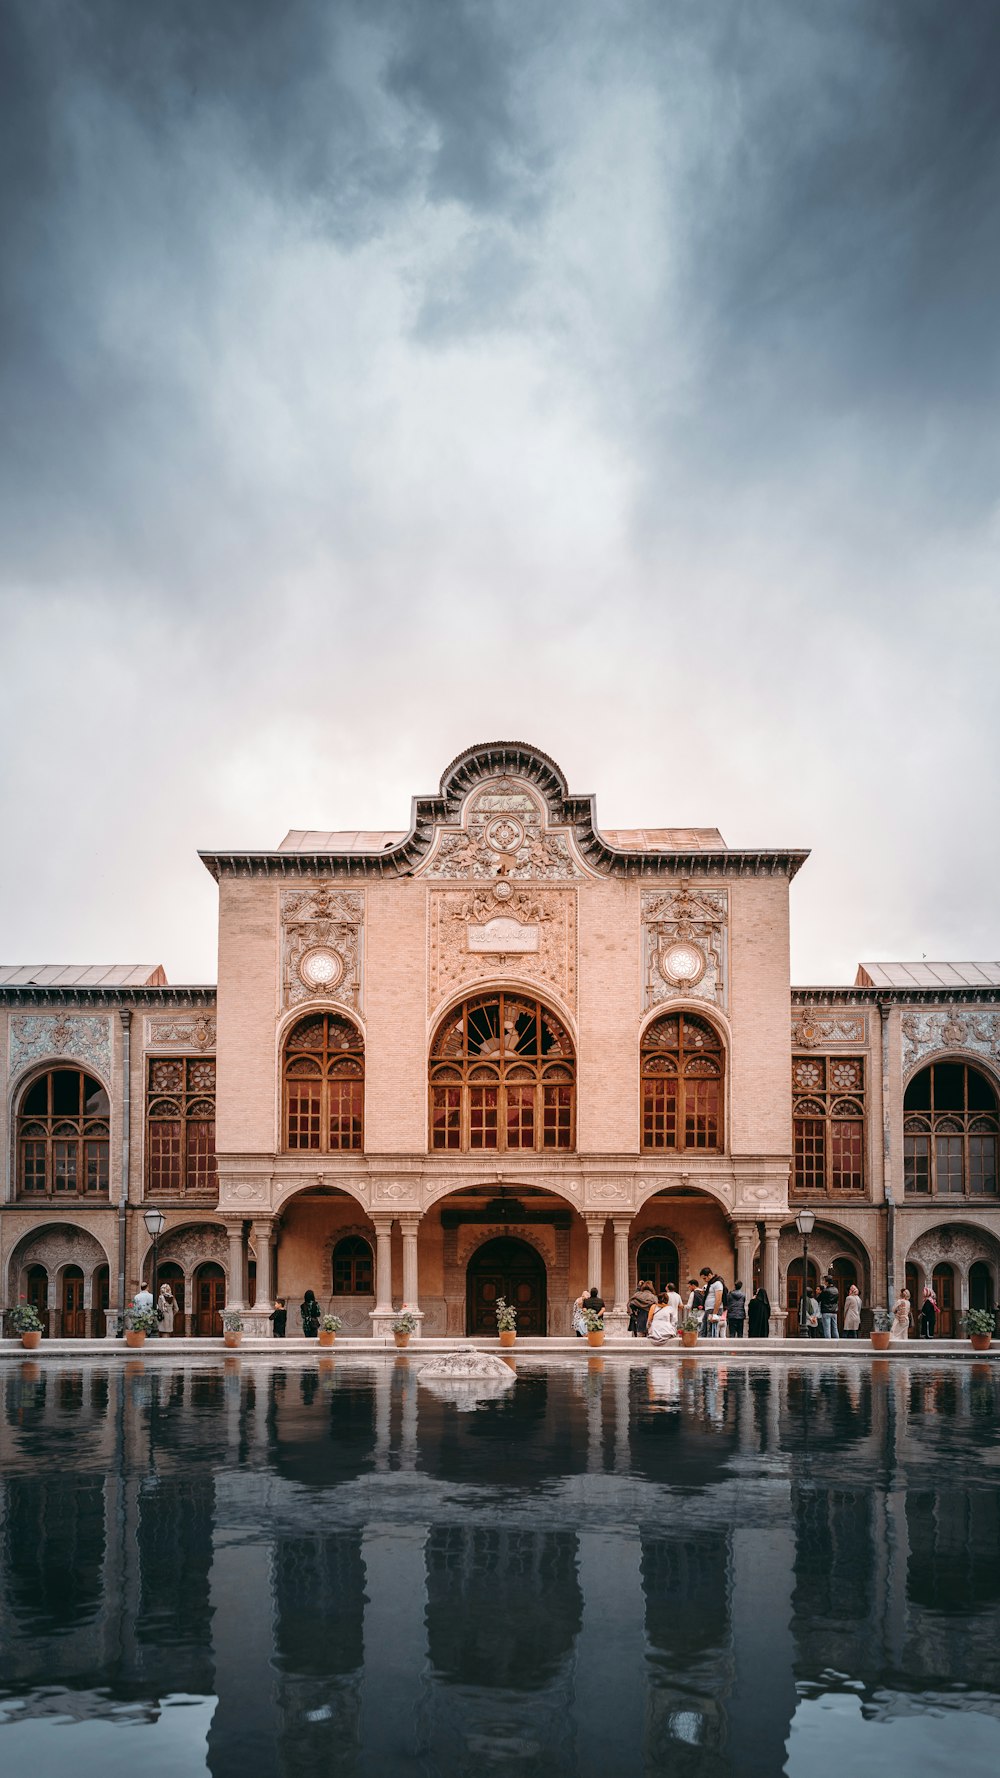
1,1356,999,1777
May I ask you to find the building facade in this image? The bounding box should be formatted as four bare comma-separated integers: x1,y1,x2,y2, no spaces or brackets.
2,741,998,1338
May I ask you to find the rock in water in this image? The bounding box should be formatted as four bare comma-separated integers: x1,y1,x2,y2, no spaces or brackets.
418,1349,516,1384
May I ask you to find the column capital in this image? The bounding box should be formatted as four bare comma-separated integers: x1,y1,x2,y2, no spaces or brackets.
397,1213,423,1233
584,1212,609,1232
371,1212,395,1234
612,1216,633,1235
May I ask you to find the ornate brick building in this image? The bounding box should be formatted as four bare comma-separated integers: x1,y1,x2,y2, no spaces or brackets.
2,742,998,1337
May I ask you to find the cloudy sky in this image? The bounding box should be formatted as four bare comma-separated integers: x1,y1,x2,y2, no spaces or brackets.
2,0,998,986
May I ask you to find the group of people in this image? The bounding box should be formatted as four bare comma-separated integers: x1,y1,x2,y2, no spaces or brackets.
797,1277,860,1338
625,1268,773,1341
131,1281,178,1335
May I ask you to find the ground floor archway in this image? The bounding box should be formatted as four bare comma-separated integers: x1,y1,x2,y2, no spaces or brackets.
904,1221,1000,1336
635,1237,680,1296
194,1262,226,1336
466,1235,547,1336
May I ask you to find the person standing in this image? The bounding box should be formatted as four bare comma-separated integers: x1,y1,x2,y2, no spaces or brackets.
802,1289,821,1337
818,1275,841,1340
627,1279,658,1337
842,1284,863,1339
726,1280,747,1337
747,1287,770,1338
919,1286,938,1339
300,1289,320,1337
270,1297,288,1338
156,1283,177,1336
700,1268,725,1337
889,1289,912,1342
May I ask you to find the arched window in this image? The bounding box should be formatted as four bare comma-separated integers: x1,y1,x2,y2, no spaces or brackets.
17,1069,110,1197
146,1057,217,1195
283,1013,364,1152
429,993,575,1152
332,1236,373,1295
641,1014,724,1152
903,1061,998,1197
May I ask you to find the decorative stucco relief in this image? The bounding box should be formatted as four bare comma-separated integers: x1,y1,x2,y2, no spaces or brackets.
156,1224,228,1272
900,1009,1000,1073
219,1180,265,1206
429,885,576,1012
280,886,364,1013
144,1015,216,1052
906,1224,1000,1269
642,883,728,1011
420,776,589,881
9,1014,113,1083
792,1012,867,1049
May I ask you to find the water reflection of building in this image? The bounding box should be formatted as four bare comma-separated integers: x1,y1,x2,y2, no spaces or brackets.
3,747,1000,1349
1,1357,1000,1774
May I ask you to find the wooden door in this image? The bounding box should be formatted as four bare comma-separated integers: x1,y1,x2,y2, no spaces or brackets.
196,1266,226,1336
62,1267,86,1338
466,1237,547,1336
637,1238,681,1297
786,1261,818,1329
91,1265,109,1337
933,1264,955,1337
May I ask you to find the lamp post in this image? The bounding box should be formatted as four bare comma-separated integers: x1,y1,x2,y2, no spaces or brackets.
143,1207,165,1334
795,1208,815,1335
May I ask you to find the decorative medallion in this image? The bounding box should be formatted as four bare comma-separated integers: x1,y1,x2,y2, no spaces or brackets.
658,941,706,986
485,814,526,855
792,1013,867,1049
280,887,363,1012
145,1015,217,1052
419,776,588,881
493,880,514,902
642,883,727,1010
298,946,344,990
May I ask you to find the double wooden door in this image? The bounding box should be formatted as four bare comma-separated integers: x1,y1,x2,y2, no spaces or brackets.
196,1267,225,1336
467,1236,547,1336
62,1268,86,1338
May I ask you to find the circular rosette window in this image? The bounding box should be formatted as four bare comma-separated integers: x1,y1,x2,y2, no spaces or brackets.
298,947,344,990
658,942,707,987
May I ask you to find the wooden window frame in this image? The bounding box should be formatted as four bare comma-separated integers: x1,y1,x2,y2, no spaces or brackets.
17,1069,110,1200
331,1235,374,1296
903,1061,998,1198
641,1013,724,1154
146,1056,218,1196
791,1056,866,1195
429,993,576,1154
282,1013,364,1154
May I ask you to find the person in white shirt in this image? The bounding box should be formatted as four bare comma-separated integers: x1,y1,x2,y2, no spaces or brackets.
700,1268,725,1337
133,1282,153,1314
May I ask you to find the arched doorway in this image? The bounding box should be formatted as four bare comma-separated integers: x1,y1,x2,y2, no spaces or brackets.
194,1262,226,1336
92,1264,109,1337
969,1261,995,1314
26,1264,49,1336
61,1265,86,1338
636,1237,680,1295
786,1261,819,1329
932,1263,956,1337
831,1257,858,1319
467,1237,546,1336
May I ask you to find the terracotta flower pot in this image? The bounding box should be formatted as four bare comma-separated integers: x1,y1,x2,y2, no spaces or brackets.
223,1331,242,1348
125,1330,146,1349
499,1329,516,1348
20,1331,42,1350
970,1333,993,1352
587,1330,605,1347
680,1330,699,1348
394,1332,410,1348
318,1329,336,1347
870,1331,891,1350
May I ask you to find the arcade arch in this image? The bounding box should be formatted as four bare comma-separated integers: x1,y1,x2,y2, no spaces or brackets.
905,1222,1000,1336
6,1222,112,1339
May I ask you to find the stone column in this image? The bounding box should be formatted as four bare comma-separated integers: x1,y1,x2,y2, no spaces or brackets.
398,1214,424,1338
604,1218,632,1336
735,1221,758,1297
585,1214,606,1298
763,1220,786,1339
225,1221,246,1312
370,1215,395,1342
242,1219,274,1336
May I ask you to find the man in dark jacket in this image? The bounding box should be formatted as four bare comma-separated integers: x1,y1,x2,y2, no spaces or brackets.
818,1277,840,1339
726,1280,747,1337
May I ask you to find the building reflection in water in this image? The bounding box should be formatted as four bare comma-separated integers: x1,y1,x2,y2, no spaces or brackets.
1,1357,999,1777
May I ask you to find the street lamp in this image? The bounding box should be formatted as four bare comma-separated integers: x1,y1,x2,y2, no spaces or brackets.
795,1208,815,1334
143,1207,165,1329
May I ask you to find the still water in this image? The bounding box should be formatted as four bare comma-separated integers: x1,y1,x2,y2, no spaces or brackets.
1,1355,999,1777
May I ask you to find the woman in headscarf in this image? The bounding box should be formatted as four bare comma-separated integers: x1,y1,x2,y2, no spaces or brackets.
747,1286,771,1338
300,1289,320,1337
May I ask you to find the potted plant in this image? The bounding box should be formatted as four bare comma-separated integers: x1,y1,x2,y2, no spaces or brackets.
583,1308,605,1348
495,1296,517,1347
8,1302,43,1350
222,1311,243,1348
392,1311,417,1349
318,1313,343,1348
679,1313,700,1349
125,1305,158,1348
870,1308,892,1351
964,1308,996,1352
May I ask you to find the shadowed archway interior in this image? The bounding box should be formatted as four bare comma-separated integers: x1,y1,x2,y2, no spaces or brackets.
466,1236,547,1337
